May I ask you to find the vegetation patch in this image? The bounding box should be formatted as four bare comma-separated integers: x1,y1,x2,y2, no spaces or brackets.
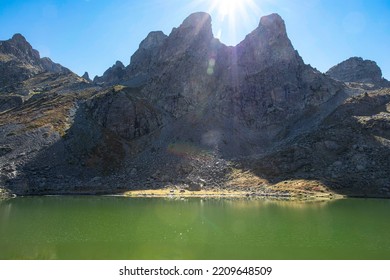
226,167,269,188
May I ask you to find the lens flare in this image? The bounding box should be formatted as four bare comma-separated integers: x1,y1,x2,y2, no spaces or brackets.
204,0,261,45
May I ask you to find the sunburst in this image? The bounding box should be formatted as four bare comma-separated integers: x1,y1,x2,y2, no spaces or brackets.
202,0,261,42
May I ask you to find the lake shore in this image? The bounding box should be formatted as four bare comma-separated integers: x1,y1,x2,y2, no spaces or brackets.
122,188,342,200
2,177,388,199
122,179,344,200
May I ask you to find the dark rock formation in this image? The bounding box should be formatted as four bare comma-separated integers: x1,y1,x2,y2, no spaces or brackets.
126,31,167,80
93,61,126,85
326,57,389,87
85,87,162,140
82,71,91,82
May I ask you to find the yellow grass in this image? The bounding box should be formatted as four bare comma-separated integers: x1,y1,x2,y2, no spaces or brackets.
123,188,248,198
226,168,269,188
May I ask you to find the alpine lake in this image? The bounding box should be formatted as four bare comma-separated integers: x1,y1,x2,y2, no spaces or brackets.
0,196,389,259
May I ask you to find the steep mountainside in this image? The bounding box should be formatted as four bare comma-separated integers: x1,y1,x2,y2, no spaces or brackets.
94,13,344,154
244,88,390,197
0,13,389,198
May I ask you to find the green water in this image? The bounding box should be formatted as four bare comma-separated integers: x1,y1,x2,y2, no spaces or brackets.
0,196,389,259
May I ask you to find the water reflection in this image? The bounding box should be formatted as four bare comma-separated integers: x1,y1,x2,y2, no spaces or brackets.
0,196,389,259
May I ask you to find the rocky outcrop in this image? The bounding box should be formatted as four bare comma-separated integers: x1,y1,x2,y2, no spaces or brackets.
326,57,389,87
82,71,92,82
124,31,168,86
0,34,41,65
93,61,126,85
85,87,162,140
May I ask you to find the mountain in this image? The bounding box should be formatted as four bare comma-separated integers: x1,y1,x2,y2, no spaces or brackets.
326,57,390,88
94,13,344,150
0,13,389,198
0,34,70,93
0,33,96,114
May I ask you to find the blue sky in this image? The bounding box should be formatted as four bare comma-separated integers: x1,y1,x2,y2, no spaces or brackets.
1,0,389,79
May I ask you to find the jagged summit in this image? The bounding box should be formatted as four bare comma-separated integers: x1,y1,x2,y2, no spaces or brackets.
258,13,287,36
166,11,214,47
137,31,167,51
82,71,92,82
326,57,389,87
180,12,212,31
93,60,126,85
11,33,25,40
114,60,125,68
0,33,71,92
10,33,33,47
234,13,302,77
96,12,296,85
1,33,40,63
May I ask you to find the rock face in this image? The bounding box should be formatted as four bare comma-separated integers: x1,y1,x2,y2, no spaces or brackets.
127,31,167,77
1,13,389,198
250,88,390,197
95,12,342,143
326,57,389,87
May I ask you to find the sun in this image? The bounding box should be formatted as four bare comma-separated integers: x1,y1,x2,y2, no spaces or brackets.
208,0,259,20
202,0,261,43
212,0,241,18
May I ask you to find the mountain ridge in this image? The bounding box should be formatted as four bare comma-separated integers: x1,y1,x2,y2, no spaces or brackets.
0,12,389,198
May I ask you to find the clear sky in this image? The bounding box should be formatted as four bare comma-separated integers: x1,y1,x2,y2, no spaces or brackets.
0,0,389,79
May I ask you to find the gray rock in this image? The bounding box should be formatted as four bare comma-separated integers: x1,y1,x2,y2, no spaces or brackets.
93,61,126,85
326,57,390,87
160,175,170,182
82,72,92,82
130,168,137,176
188,182,201,191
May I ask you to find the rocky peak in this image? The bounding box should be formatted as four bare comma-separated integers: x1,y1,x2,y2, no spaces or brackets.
93,60,126,85
178,12,213,43
258,13,287,39
180,12,212,33
162,12,214,59
10,33,29,44
114,60,125,69
125,31,168,87
82,71,92,82
10,33,30,46
129,31,167,67
1,33,40,64
0,33,71,92
326,57,388,86
138,31,167,51
236,13,302,70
